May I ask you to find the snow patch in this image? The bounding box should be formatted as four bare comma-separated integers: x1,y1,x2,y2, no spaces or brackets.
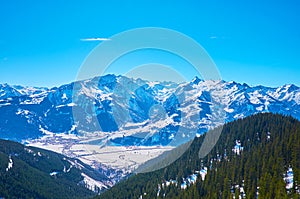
50,171,59,176
6,156,13,172
81,172,108,191
62,93,67,100
224,107,234,113
16,109,30,115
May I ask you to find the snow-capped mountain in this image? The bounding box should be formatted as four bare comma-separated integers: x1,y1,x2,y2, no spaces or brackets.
0,83,48,100
0,75,299,146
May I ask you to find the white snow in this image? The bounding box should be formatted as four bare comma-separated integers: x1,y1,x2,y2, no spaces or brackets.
27,130,173,172
232,140,243,155
5,156,13,172
16,109,30,115
56,103,76,108
264,101,270,111
50,171,59,176
284,167,294,190
24,147,34,154
62,93,67,99
256,106,264,111
200,167,208,181
0,102,12,106
79,83,113,101
224,107,234,113
67,124,77,133
248,91,262,104
148,81,159,88
234,114,244,119
181,181,187,189
39,125,54,136
81,172,108,191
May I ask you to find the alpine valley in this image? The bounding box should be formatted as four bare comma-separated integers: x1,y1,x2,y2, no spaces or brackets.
0,75,300,197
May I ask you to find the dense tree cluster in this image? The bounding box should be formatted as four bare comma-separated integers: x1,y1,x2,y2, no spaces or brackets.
98,113,300,199
0,139,95,199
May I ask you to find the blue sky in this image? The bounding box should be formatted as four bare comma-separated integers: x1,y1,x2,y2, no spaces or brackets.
0,0,299,87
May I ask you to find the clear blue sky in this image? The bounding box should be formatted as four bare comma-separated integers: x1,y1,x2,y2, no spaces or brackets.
0,0,299,87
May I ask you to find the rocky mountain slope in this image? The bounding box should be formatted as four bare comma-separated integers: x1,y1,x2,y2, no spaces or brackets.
0,75,299,147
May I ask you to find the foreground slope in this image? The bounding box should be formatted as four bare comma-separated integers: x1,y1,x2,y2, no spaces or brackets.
0,139,108,199
98,113,300,198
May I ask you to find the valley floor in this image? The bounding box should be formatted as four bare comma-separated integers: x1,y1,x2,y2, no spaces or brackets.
27,132,174,172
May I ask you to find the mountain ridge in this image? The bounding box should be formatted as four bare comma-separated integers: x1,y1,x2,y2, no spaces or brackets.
97,113,300,198
1,76,300,198
0,75,299,145
0,138,100,198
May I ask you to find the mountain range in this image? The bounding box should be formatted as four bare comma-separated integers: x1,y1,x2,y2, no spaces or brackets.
0,75,299,146
0,76,300,198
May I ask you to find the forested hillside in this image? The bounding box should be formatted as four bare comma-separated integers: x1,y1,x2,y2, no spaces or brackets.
0,139,96,199
98,113,300,199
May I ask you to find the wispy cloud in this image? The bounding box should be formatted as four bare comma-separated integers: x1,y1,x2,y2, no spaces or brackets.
80,37,111,41
209,36,218,39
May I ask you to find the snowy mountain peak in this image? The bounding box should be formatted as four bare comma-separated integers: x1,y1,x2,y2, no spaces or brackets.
0,75,299,146
191,76,203,85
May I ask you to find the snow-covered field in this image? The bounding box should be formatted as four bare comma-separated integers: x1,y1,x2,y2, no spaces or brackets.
27,133,174,172
72,144,174,170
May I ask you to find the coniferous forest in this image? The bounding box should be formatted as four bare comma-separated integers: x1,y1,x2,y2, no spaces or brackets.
0,140,95,199
1,113,299,199
98,113,300,199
